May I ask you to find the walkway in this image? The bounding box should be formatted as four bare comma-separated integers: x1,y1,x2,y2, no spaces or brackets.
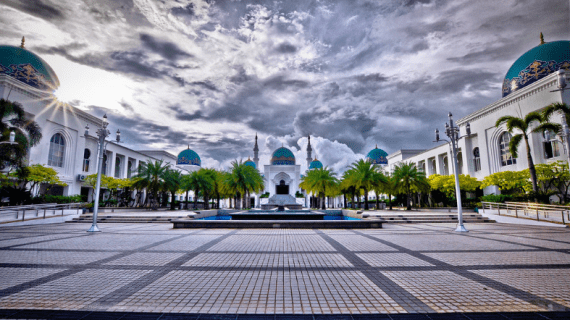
0,222,569,319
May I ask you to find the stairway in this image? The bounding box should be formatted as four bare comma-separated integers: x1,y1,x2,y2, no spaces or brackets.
68,214,188,223
365,213,494,224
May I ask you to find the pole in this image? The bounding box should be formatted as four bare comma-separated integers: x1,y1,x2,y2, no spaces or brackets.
449,115,468,232
88,131,106,232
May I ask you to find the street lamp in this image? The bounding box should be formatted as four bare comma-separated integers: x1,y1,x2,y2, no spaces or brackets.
435,112,471,232
86,114,120,233
0,131,17,145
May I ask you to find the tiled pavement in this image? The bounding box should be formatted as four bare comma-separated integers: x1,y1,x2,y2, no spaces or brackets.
0,223,569,319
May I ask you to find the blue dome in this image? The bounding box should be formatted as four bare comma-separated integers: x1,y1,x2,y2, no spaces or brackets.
271,147,295,165
177,148,201,166
309,159,323,169
366,146,388,165
244,158,256,169
0,45,60,91
503,40,570,97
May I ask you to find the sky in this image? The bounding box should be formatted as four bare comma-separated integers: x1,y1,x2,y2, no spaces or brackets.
0,0,568,173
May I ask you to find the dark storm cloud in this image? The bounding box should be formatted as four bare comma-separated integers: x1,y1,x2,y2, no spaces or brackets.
169,105,205,121
171,3,195,17
403,0,433,6
2,0,63,21
397,69,499,94
353,73,388,83
262,76,309,90
139,34,192,61
189,81,219,92
275,42,297,54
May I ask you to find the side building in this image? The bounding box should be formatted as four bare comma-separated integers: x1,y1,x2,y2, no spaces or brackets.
0,40,177,200
386,38,570,195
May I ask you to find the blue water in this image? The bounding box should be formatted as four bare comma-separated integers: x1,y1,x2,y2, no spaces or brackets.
195,215,360,221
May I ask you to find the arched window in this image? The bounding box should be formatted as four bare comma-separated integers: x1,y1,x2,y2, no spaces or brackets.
456,152,463,174
102,154,108,175
473,147,481,171
83,149,91,172
115,156,121,178
500,132,516,166
48,133,65,167
442,156,449,175
127,160,133,178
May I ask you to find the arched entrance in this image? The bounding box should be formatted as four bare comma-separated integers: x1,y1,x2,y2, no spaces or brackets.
276,180,289,195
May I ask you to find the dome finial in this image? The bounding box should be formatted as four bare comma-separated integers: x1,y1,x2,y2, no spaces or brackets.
375,144,378,149
540,32,545,45
187,144,189,149
20,36,25,48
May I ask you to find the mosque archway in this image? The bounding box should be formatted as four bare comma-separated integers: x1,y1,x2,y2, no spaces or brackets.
276,180,289,195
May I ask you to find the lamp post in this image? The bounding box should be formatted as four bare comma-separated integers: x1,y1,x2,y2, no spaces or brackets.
435,113,471,232
86,114,120,233
0,131,17,145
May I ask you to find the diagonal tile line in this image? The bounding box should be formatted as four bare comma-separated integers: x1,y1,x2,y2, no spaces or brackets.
0,233,93,250
352,230,570,312
81,229,241,311
0,229,205,298
314,230,434,313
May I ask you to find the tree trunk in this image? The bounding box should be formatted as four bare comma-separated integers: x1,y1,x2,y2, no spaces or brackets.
321,193,326,210
343,194,347,208
389,193,393,210
185,190,189,209
376,196,379,211
204,193,210,210
170,192,176,210
525,136,539,202
406,186,412,210
193,189,199,210
364,188,369,210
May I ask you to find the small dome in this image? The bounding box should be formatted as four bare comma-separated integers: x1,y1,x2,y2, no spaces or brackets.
0,45,60,91
244,158,256,169
177,148,201,166
271,147,295,165
503,40,570,97
309,158,323,170
366,145,388,165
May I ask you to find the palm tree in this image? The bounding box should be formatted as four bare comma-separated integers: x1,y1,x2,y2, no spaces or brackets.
133,159,169,209
300,167,339,210
163,169,183,210
543,102,570,127
228,160,264,209
496,111,557,198
345,159,387,210
0,99,42,168
392,162,429,210
188,169,214,209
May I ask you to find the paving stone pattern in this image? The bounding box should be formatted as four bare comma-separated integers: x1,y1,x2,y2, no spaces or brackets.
0,222,569,318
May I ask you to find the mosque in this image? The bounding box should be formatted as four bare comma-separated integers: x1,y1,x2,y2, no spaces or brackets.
1,34,568,206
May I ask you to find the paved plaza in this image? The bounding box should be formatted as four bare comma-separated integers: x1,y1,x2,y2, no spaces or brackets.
0,223,569,319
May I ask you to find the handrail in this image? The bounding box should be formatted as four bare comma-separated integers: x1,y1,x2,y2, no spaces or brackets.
481,201,568,224
0,203,84,223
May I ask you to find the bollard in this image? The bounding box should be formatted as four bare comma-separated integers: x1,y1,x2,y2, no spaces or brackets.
498,204,500,216
537,207,540,221
515,207,518,218
43,209,46,219
21,209,25,221
562,210,565,224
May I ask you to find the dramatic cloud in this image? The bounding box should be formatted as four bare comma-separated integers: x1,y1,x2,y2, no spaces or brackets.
0,0,567,172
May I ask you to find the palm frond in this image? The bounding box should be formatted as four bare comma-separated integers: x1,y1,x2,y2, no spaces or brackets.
543,102,570,121
509,133,523,159
524,111,543,125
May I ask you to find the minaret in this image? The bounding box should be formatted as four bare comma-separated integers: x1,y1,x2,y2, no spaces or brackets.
306,135,312,169
253,133,259,168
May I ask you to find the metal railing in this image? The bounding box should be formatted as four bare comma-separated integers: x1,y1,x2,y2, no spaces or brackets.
480,201,569,224
0,203,84,223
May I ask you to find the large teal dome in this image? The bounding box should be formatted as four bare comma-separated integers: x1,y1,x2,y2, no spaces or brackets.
366,146,388,165
0,45,60,91
271,147,295,165
309,158,323,170
502,40,570,97
177,148,201,166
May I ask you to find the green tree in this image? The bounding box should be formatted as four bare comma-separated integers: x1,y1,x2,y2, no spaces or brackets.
228,160,264,209
300,167,339,210
495,111,557,199
132,159,170,209
428,174,481,198
21,164,66,196
344,159,387,210
163,169,183,210
392,162,429,210
188,169,214,209
0,99,42,168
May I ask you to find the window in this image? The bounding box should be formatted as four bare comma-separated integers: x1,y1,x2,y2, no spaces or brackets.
127,160,133,178
500,132,516,166
473,147,481,171
442,156,449,175
48,133,65,167
83,149,91,172
543,130,561,159
115,156,121,178
102,154,108,175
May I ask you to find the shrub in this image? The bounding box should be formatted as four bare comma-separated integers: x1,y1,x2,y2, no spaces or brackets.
34,195,83,204
480,194,511,203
